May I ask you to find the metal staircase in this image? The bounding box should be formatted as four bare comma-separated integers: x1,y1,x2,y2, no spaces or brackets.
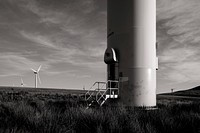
85,80,119,108
85,82,106,100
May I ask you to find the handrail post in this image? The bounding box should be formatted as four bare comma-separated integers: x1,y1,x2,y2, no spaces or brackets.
98,82,99,91
110,81,111,97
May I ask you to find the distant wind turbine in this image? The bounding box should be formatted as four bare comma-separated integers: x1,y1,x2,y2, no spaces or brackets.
31,65,42,88
20,77,25,87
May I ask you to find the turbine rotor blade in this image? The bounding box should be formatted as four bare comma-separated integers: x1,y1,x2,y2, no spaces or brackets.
37,65,42,72
37,73,41,84
21,77,24,84
31,68,37,72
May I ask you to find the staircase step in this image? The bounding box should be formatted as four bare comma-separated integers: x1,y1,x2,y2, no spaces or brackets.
106,95,118,98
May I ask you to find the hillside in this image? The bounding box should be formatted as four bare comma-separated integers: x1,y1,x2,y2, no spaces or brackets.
0,86,87,95
0,86,89,103
159,85,200,97
1,85,200,98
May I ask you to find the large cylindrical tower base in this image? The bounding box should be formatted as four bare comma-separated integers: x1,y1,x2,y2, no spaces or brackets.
106,0,157,107
119,68,156,106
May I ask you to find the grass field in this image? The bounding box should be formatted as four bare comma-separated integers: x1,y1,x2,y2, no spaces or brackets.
0,87,200,133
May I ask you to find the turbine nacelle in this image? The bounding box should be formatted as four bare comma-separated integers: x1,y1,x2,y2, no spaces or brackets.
21,77,24,87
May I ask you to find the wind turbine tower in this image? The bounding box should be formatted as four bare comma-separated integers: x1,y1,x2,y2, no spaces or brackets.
31,65,42,88
105,0,157,107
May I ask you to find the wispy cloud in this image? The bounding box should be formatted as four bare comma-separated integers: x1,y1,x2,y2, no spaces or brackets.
20,31,58,49
157,0,200,86
16,0,107,72
0,52,37,76
0,0,107,88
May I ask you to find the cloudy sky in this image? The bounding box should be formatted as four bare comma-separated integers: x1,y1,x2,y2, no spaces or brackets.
0,0,200,93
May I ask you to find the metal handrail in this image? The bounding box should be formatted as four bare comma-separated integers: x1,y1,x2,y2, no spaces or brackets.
96,80,119,105
85,82,106,101
95,83,107,101
85,80,119,107
96,88,108,103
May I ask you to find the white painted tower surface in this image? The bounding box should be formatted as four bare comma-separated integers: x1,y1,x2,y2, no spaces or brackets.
105,0,157,107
